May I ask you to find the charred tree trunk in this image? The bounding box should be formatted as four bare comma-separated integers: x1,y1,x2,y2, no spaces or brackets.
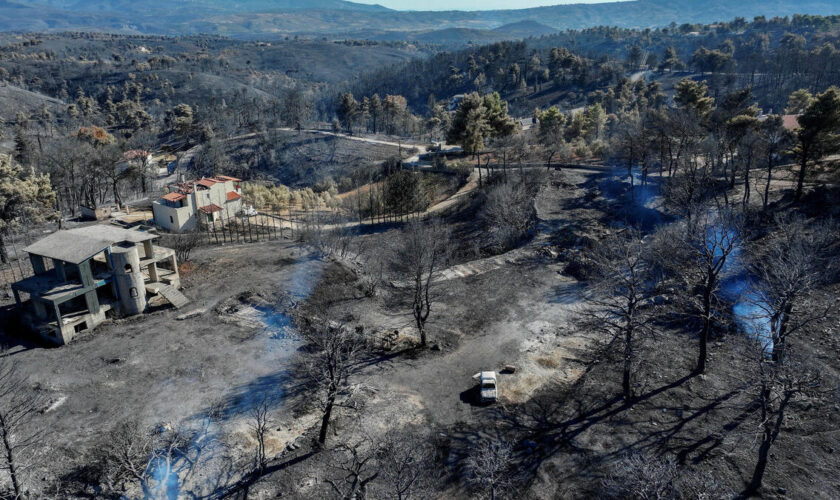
795,145,809,201
745,389,791,497
763,152,774,211
0,413,21,498
623,327,633,404
476,153,482,188
0,234,9,264
698,272,715,373
771,302,794,362
318,389,336,445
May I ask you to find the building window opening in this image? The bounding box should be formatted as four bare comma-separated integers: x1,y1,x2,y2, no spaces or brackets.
129,287,139,298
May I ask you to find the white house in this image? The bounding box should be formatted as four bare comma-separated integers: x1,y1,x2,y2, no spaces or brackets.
152,175,243,232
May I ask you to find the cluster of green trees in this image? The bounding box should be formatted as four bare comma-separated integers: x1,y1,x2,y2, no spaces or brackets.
336,93,414,136
0,154,55,263
241,182,342,212
602,79,840,211
350,14,840,117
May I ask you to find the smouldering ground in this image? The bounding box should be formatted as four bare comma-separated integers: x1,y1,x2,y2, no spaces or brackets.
0,241,326,488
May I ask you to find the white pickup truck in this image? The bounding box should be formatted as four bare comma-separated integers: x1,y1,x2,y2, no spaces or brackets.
476,371,498,403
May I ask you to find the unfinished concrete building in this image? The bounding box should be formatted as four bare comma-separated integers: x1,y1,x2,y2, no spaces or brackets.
11,226,189,345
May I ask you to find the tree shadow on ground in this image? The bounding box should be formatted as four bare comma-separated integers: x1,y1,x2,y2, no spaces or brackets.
208,449,317,500
188,368,307,423
0,303,51,352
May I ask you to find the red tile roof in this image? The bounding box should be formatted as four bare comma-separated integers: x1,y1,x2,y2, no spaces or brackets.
168,182,194,195
198,204,223,214
161,192,186,202
196,178,218,188
216,175,242,182
122,149,150,161
782,114,801,131
226,191,242,202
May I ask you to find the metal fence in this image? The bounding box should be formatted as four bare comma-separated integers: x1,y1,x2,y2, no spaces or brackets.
1,223,60,298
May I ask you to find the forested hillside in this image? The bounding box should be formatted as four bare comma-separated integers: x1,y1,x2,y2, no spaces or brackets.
0,9,839,499
348,15,840,114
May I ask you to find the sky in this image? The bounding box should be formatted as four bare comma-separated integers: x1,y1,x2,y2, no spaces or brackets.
353,0,613,11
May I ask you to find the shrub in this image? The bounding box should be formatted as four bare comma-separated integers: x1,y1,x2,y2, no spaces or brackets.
480,179,537,252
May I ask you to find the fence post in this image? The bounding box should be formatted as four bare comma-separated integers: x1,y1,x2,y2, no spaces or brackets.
221,214,228,244
10,238,25,279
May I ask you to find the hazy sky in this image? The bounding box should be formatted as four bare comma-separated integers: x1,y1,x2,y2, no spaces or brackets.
354,0,613,11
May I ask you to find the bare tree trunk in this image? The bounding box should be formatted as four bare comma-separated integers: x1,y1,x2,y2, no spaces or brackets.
771,302,793,362
623,328,633,403
698,273,714,373
745,390,790,497
319,391,336,445
743,158,751,212
0,234,9,264
763,154,773,210
795,152,808,201
476,153,482,188
0,414,21,498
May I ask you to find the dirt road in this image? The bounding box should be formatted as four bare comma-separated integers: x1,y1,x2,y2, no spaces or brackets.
348,169,601,431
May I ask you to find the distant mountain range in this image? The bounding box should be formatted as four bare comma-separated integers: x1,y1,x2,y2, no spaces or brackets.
0,0,837,38
347,20,560,48
21,0,391,14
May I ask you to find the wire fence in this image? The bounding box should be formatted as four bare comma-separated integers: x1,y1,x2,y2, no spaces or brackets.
1,202,431,298
1,223,60,299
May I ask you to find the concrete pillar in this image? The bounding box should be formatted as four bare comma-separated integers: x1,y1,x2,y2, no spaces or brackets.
79,261,94,288
33,299,47,319
84,290,100,315
148,262,159,283
30,255,46,275
143,240,154,259
54,260,66,281
52,302,62,324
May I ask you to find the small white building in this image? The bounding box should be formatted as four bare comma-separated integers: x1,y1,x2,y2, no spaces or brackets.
152,175,243,232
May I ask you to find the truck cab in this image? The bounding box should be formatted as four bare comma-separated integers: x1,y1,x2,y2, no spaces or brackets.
478,371,498,403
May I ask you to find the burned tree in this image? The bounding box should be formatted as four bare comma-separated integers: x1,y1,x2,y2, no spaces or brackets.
743,344,821,497
0,355,43,498
249,394,272,474
94,420,214,499
373,428,435,500
326,439,380,500
166,230,203,263
390,219,450,347
298,321,365,445
463,438,514,500
480,178,538,252
656,209,741,373
601,453,730,499
325,425,434,500
580,229,658,404
748,216,836,362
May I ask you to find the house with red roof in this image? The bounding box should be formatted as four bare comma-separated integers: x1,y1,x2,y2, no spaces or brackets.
152,175,243,232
